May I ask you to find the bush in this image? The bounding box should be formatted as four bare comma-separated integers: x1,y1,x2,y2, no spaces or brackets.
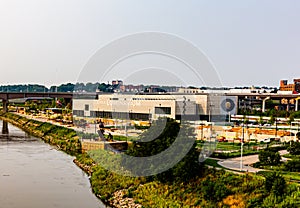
287,141,300,155
201,177,231,202
258,150,281,166
284,159,300,172
264,172,286,196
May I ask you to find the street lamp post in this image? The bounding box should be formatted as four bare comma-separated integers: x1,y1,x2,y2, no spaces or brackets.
114,109,116,129
275,117,278,137
148,109,151,125
290,121,293,142
240,121,244,171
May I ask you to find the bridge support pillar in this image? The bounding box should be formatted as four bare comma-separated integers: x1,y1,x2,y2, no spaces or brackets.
2,120,8,134
2,99,8,113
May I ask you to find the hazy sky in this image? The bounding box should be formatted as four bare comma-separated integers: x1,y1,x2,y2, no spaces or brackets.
0,0,299,88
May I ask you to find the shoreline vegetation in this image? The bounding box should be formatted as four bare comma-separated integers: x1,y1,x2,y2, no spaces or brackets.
1,112,299,208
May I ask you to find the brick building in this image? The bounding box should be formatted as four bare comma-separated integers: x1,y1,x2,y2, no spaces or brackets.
280,79,300,93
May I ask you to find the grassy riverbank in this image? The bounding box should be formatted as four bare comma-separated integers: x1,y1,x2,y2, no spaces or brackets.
1,112,299,208
0,112,81,155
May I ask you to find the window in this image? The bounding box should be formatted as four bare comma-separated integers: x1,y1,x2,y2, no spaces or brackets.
155,107,171,115
73,110,84,117
85,104,89,111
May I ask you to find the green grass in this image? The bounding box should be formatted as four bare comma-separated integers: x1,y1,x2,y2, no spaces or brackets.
197,141,267,151
281,171,300,181
111,135,138,141
203,158,223,168
216,143,241,151
282,153,300,160
257,170,300,182
197,141,287,159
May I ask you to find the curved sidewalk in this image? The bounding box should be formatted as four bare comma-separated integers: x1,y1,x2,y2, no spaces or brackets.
217,150,288,173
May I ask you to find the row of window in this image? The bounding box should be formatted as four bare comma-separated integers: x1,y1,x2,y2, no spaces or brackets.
107,97,174,101
73,110,150,120
132,98,174,101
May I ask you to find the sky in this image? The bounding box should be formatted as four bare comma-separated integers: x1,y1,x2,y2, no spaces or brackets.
0,0,299,88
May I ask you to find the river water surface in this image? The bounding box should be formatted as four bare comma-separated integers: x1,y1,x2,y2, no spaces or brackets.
0,121,105,208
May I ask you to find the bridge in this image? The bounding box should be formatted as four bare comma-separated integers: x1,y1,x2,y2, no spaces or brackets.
0,92,73,112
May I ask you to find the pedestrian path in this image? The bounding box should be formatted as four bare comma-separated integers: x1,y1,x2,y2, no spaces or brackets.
217,150,288,173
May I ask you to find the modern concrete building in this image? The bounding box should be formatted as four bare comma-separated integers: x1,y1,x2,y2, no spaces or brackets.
73,93,238,122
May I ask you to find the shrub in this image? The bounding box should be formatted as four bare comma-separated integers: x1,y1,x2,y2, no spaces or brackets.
201,177,231,202
284,159,300,172
264,172,286,196
258,150,281,166
287,141,300,155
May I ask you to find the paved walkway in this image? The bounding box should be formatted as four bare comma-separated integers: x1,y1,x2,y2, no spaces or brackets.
13,113,141,137
217,150,288,173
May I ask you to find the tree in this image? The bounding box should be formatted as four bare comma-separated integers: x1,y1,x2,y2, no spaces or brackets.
288,113,295,125
259,115,264,126
124,118,202,182
57,83,74,92
258,150,281,166
287,141,300,155
269,115,275,125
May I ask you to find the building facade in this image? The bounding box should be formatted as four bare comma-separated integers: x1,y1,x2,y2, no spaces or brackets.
280,79,300,93
73,93,238,122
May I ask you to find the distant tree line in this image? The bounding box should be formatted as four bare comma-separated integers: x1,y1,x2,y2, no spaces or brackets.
0,84,47,92
0,82,121,93
0,82,174,93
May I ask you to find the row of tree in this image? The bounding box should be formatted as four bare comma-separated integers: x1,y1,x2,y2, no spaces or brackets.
0,83,121,93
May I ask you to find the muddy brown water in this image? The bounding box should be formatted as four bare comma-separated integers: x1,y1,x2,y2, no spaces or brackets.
0,121,105,208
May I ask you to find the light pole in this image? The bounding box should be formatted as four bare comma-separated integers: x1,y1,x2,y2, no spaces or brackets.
275,116,278,137
148,109,151,125
240,121,244,171
94,119,96,135
290,121,293,142
114,109,116,129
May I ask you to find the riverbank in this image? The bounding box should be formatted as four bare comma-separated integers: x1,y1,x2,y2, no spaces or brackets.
0,121,102,208
0,112,81,155
0,112,141,207
1,112,299,207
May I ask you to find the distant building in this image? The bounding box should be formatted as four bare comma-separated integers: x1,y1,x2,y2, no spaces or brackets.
73,92,238,122
280,79,300,93
117,80,123,86
111,80,124,86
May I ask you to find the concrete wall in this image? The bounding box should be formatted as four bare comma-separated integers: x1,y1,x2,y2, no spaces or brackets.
81,141,128,152
73,93,238,121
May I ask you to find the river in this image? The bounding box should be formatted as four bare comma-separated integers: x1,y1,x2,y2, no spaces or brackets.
0,121,105,208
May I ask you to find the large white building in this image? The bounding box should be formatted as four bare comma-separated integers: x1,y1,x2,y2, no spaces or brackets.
73,92,238,122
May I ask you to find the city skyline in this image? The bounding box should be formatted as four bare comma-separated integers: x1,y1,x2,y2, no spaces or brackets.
1,1,300,88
